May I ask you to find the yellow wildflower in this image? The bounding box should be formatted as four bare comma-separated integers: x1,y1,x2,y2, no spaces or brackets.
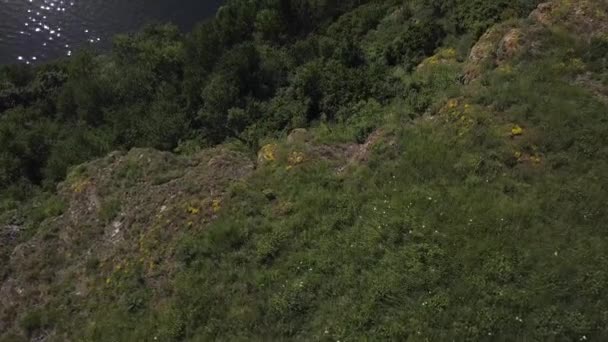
211,199,222,213
260,144,277,162
441,48,457,59
498,64,513,74
71,179,90,193
570,58,585,71
511,125,524,136
447,99,459,109
288,151,305,166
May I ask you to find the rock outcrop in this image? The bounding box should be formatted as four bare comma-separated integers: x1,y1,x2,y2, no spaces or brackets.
0,147,255,339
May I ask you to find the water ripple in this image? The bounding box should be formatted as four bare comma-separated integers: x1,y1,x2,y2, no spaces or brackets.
0,0,223,65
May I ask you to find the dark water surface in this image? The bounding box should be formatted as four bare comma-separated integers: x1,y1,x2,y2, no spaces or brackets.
0,0,223,65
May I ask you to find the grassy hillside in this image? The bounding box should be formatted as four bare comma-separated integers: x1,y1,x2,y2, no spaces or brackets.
2,0,608,340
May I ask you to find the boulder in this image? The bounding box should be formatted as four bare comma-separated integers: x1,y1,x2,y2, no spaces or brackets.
497,28,524,62
287,128,310,144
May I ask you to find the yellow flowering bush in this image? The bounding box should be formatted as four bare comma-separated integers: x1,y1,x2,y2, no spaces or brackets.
447,99,459,109
71,179,90,193
187,206,200,215
418,48,458,68
439,98,476,137
288,151,305,166
511,125,524,136
497,64,514,74
211,199,222,213
260,144,278,162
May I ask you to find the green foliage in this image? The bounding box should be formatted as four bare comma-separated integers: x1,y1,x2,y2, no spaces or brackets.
0,107,59,191
342,99,385,143
113,24,184,81
29,193,65,224
43,126,111,185
115,160,144,187
451,0,540,35
56,51,108,125
384,18,443,69
99,196,122,224
255,8,285,42
19,308,56,337
585,35,608,73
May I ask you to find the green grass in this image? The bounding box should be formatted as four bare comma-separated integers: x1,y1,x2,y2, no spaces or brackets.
193,31,600,341
99,196,122,224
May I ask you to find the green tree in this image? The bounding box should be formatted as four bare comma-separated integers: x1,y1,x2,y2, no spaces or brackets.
255,9,285,42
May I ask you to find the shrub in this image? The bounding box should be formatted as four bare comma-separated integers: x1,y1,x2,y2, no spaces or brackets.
29,193,66,227
99,196,122,224
19,308,55,337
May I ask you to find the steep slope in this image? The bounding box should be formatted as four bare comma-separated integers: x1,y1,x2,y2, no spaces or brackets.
1,147,255,339
2,0,608,340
